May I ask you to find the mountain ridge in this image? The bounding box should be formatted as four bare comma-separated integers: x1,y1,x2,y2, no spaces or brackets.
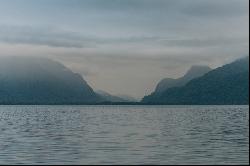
155,65,212,93
142,56,249,104
0,56,248,105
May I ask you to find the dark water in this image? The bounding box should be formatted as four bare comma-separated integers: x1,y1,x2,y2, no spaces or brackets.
0,105,249,165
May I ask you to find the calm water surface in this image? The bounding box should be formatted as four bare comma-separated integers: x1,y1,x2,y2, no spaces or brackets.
0,105,249,165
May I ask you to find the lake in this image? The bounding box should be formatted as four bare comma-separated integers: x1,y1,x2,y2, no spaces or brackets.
0,105,249,165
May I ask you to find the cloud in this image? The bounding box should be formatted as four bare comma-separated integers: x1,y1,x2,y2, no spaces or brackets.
0,25,156,48
0,24,248,50
181,0,248,18
0,25,97,48
157,37,248,47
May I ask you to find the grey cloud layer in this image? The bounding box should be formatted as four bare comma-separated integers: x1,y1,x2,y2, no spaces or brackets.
0,25,248,48
0,25,93,48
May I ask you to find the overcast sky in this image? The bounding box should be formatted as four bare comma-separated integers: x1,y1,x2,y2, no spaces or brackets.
0,0,249,99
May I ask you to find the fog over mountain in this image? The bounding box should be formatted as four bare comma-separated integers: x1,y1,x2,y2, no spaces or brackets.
0,0,248,98
0,56,248,105
0,57,102,104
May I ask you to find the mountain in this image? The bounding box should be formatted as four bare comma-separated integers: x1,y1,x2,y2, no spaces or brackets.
145,65,211,100
155,65,211,93
142,57,249,104
96,90,129,102
96,90,138,102
0,56,102,104
116,94,138,102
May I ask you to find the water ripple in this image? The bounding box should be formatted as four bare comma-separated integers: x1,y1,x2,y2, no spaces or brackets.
0,105,249,165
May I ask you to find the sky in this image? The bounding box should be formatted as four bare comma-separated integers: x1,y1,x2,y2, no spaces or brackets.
0,0,249,99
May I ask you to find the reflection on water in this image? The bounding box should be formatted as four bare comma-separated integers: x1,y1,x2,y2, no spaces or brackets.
0,105,249,164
